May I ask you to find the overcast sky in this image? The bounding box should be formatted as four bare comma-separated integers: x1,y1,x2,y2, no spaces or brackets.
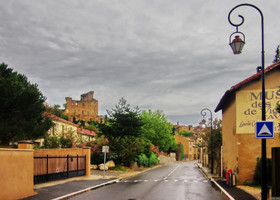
1,0,280,125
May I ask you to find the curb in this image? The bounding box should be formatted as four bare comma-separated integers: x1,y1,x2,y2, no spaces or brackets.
210,177,235,200
197,164,235,200
52,178,120,200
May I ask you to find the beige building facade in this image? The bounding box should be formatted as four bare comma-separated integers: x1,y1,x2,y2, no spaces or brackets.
64,91,99,122
174,135,198,160
36,114,96,146
215,61,280,184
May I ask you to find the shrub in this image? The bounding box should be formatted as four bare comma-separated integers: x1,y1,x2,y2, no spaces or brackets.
180,143,184,160
137,152,158,167
59,137,72,148
43,135,60,148
254,157,272,185
149,152,158,166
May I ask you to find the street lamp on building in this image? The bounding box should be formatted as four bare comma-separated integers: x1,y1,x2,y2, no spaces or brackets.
228,4,267,200
200,108,213,174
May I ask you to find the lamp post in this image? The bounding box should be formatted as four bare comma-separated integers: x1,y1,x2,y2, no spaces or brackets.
228,4,267,200
201,108,213,174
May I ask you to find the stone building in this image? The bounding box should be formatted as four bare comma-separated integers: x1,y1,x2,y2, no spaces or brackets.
215,60,280,184
173,124,194,133
174,135,198,161
64,91,100,122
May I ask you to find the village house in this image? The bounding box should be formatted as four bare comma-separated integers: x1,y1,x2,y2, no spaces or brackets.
36,114,96,146
173,124,194,133
175,135,198,161
215,60,280,184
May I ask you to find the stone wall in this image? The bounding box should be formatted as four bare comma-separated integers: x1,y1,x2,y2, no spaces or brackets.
64,91,99,122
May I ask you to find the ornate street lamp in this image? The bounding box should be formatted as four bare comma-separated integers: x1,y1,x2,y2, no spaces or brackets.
228,4,267,200
229,34,245,54
200,108,213,174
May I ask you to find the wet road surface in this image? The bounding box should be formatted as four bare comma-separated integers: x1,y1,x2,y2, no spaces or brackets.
70,161,226,200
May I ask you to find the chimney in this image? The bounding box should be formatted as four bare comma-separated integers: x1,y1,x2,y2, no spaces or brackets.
256,66,262,73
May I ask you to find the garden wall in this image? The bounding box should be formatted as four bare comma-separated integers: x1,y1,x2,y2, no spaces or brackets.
0,148,35,200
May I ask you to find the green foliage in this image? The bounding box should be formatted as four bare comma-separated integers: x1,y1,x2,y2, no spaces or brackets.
108,136,150,166
137,153,149,167
201,118,222,170
141,110,177,152
97,99,175,167
81,135,109,165
101,98,143,139
45,104,68,120
180,143,184,160
0,63,53,144
254,157,272,185
273,45,280,63
97,98,147,166
137,152,158,167
59,137,72,148
149,152,158,166
43,135,60,148
84,125,98,133
178,131,194,137
111,165,127,171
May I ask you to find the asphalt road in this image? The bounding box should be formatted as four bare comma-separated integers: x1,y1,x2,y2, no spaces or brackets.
70,161,226,200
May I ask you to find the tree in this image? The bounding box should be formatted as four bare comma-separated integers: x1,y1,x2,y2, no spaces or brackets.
273,45,280,63
45,104,68,120
177,131,194,137
101,98,143,139
201,118,222,173
98,98,148,166
141,109,177,152
0,63,52,144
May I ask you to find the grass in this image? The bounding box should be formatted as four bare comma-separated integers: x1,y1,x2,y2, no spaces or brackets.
111,165,128,171
243,180,261,189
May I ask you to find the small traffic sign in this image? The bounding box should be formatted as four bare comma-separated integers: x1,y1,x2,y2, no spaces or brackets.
102,146,109,153
256,121,274,139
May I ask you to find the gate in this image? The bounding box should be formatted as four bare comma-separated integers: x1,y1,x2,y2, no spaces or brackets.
34,154,86,184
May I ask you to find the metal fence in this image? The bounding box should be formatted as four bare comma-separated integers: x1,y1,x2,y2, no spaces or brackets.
34,154,86,184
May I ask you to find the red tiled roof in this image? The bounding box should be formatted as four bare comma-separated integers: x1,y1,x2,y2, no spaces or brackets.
44,113,78,126
77,127,96,137
215,60,280,112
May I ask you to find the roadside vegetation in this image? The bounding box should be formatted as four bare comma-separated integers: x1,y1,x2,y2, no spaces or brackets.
0,63,177,168
0,63,53,145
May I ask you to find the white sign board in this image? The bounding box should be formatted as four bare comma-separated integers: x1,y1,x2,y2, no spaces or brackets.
102,146,109,153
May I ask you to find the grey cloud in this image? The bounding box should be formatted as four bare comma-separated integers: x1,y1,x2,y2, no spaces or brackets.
1,0,280,125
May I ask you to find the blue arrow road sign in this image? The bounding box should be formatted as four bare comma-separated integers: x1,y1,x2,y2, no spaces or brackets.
256,121,274,139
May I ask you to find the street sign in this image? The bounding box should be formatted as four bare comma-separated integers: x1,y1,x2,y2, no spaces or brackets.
102,146,109,153
256,121,274,139
102,146,109,178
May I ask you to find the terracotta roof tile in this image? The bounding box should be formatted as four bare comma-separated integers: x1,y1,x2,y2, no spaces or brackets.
43,113,78,126
77,127,96,137
215,60,280,112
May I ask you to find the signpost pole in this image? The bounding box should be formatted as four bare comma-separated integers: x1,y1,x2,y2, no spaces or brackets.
103,150,106,178
102,146,109,178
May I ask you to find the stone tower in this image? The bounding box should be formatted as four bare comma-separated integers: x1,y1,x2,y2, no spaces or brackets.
64,91,99,122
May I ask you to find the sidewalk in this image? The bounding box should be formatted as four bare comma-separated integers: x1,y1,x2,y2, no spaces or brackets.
197,163,259,200
23,166,160,200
